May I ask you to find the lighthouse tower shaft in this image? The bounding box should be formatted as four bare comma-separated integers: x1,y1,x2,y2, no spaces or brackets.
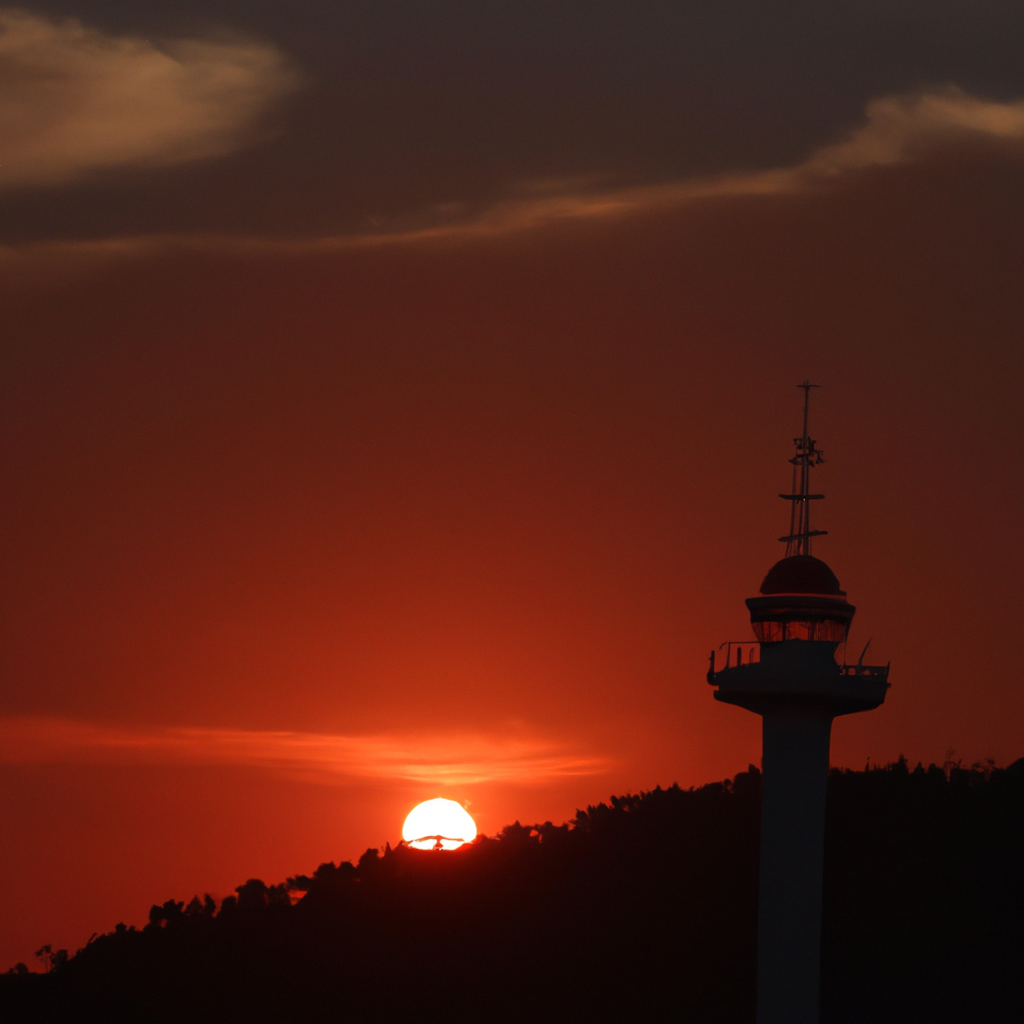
759,704,833,1023
706,385,889,1024
712,640,885,1024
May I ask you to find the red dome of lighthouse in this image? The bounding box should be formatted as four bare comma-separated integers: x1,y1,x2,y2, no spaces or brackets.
759,555,845,597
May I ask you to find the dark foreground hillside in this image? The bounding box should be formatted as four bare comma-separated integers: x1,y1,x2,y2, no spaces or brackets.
3,759,1022,1023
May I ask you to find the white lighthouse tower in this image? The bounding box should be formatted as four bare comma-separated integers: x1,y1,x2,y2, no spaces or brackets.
707,383,889,1024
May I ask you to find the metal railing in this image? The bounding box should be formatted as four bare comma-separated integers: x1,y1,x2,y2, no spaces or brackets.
838,662,890,678
714,641,761,672
707,640,890,679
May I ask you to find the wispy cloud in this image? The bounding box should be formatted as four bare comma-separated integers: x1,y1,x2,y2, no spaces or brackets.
798,87,1024,174
0,86,1020,257
426,87,1024,235
0,8,301,189
0,717,608,786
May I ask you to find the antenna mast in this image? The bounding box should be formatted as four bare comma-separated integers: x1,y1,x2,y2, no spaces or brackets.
778,380,827,557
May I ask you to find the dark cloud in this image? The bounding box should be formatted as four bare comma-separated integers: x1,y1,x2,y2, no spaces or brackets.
1,1,1023,241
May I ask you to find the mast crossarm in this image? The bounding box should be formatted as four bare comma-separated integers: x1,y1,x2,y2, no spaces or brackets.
782,380,826,557
779,529,828,543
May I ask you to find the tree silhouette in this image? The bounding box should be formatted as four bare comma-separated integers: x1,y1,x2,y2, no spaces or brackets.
2,759,1021,1023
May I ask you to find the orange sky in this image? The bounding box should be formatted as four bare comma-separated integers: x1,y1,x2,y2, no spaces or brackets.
2,2,1024,970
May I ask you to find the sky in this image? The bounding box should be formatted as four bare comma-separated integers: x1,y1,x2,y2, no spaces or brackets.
2,0,1024,970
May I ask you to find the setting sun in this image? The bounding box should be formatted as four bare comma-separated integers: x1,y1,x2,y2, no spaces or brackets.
402,798,477,850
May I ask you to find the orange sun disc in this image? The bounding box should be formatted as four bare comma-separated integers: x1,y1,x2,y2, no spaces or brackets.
402,798,477,851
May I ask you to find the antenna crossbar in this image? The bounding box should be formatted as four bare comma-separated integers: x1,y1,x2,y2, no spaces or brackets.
783,380,825,557
779,530,828,543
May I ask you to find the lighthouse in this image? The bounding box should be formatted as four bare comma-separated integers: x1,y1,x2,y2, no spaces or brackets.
707,383,890,1024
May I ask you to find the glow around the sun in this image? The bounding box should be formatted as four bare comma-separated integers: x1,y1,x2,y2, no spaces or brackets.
402,798,478,851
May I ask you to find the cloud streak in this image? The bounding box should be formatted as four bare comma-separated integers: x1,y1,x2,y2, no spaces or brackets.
0,86,1020,257
0,8,301,189
445,87,1024,235
0,717,608,786
801,88,1024,173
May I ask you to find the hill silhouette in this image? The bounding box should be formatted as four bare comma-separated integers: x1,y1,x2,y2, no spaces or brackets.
3,758,1022,1023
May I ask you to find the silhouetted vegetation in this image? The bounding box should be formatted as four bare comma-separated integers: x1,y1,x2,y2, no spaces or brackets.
2,759,1022,1022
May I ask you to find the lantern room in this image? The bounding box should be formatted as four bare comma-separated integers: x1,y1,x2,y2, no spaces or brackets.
745,554,855,644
